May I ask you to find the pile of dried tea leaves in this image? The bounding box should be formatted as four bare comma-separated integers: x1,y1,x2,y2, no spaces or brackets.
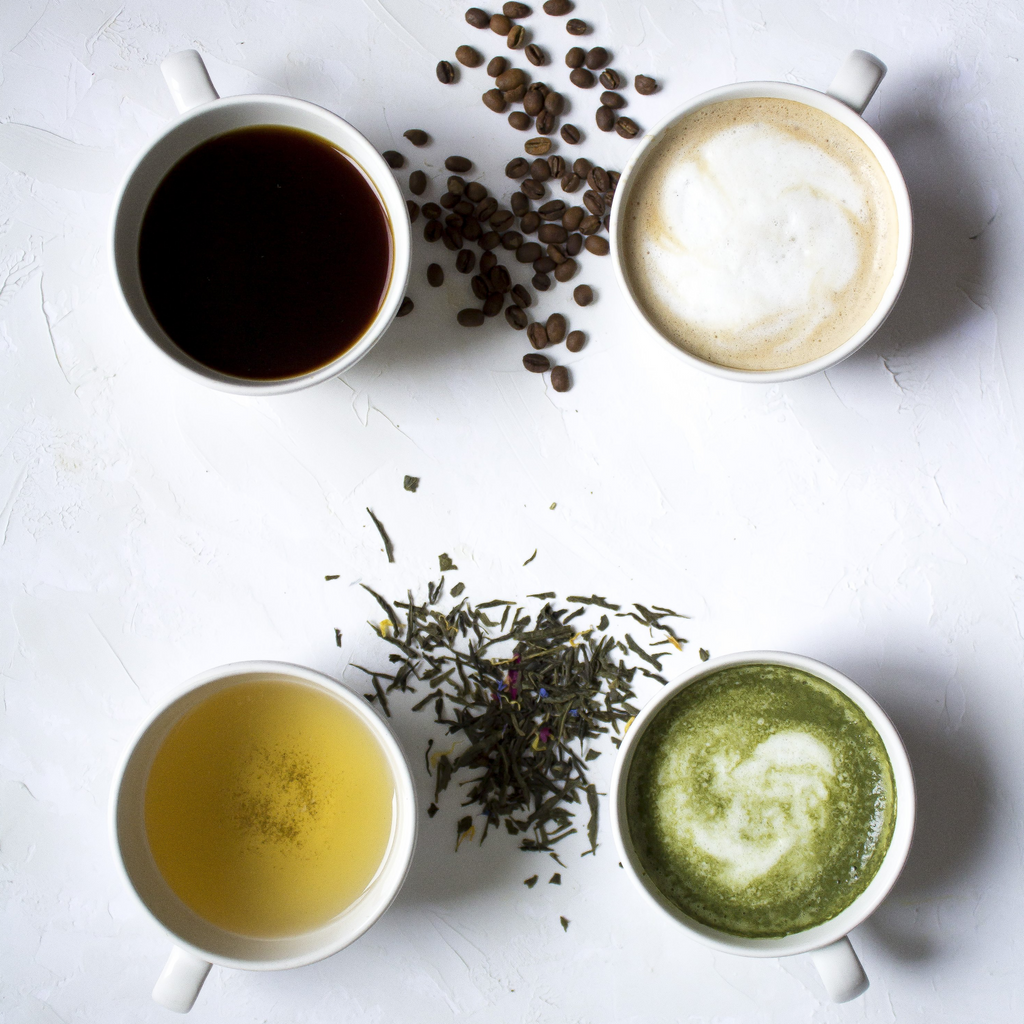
353,584,688,856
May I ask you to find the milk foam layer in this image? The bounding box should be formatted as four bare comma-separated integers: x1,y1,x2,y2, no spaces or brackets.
621,98,899,370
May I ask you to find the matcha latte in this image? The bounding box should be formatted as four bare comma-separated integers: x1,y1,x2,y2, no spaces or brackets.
626,665,896,938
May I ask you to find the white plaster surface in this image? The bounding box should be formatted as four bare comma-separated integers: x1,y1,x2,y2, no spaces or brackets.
1,0,1022,1020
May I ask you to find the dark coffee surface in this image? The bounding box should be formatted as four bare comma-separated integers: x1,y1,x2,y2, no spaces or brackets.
139,125,392,380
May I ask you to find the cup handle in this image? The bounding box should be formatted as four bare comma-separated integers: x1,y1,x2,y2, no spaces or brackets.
161,50,220,114
809,935,869,1003
826,50,887,114
152,945,212,1013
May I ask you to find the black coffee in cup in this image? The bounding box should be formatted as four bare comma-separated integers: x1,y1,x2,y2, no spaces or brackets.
138,125,393,380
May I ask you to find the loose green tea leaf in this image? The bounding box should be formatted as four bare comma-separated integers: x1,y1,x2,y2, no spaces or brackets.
334,629,343,648
529,592,556,599
451,582,466,597
566,595,621,610
366,508,395,563
549,502,557,510
584,783,599,856
699,648,710,661
427,803,439,817
404,475,420,492
549,872,561,885
525,874,539,888
439,553,458,571
560,916,570,931
523,549,538,566
325,574,340,580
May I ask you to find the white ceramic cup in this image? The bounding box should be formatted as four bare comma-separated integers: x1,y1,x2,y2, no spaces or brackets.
110,661,417,1013
609,651,915,1003
111,50,411,395
609,51,913,383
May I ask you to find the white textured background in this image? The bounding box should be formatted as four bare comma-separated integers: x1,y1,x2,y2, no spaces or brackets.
1,0,1022,1020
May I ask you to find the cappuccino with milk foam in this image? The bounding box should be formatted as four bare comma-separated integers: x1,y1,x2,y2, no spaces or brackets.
621,98,899,370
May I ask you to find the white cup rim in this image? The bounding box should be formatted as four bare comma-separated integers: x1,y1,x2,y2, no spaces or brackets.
608,80,914,383
110,94,411,396
109,660,417,971
609,650,916,957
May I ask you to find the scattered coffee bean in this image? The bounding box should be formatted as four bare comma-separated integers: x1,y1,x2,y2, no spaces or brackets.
546,313,566,343
495,67,526,92
566,329,586,351
565,46,585,68
517,241,542,263
443,226,464,250
550,365,571,391
635,74,658,95
542,0,573,14
573,284,593,306
589,166,610,191
483,88,507,113
439,192,458,209
436,60,456,84
504,1,532,17
530,158,551,181
560,123,581,144
584,235,609,255
422,202,441,219
403,128,429,146
544,91,564,115
383,150,404,169
524,352,550,372
409,170,427,195
458,308,485,326
538,223,568,244
535,110,554,135
507,25,526,48
424,219,442,242
584,47,608,69
490,13,512,34
523,89,545,117
480,230,501,249
521,207,543,229
465,181,488,202
489,265,512,293
525,137,552,156
488,57,508,78
471,274,490,300
463,218,482,241
600,90,626,109
599,68,621,89
546,243,567,264
608,170,620,189
407,200,420,222
596,105,615,132
533,272,551,290
447,175,466,195
454,199,474,216
427,263,444,287
527,322,549,348
566,18,587,35
483,292,504,316
554,258,577,281
525,43,546,65
539,199,566,219
511,192,530,216
573,157,591,177
490,209,515,231
506,157,530,178
456,45,483,67
504,83,528,102
615,116,639,139
569,67,595,88
512,283,532,306
477,195,499,218
506,304,528,329
532,257,554,275
501,230,523,249
481,251,498,272
445,155,473,172
466,7,490,28
565,232,582,255
579,214,600,234
398,296,414,316
583,190,605,216
509,111,532,130
456,249,476,273
562,206,584,230
547,155,566,177
561,172,581,194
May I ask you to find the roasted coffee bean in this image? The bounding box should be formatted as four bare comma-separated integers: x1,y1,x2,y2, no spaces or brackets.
409,170,427,195
566,18,587,34
533,256,556,273
532,81,551,97
446,155,473,172
424,219,443,242
465,181,487,202
454,199,474,217
397,296,414,316
407,200,420,222
510,191,530,217
579,214,600,234
544,91,564,115
495,67,526,91
583,190,605,216
483,292,504,316
520,207,542,229
599,68,622,90
506,304,528,330
536,110,555,135
471,274,491,300
490,13,512,34
489,265,511,292
436,60,456,83
447,175,466,195
572,157,591,177
422,202,441,219
616,116,639,138
501,230,523,249
507,25,526,49
562,205,584,230
584,46,608,69
600,90,626,109
443,226,463,250
483,88,507,113
544,157,564,180
561,172,581,194
504,1,532,16
635,74,658,95
445,213,465,229
539,199,566,219
533,271,551,290
504,83,528,102
547,243,567,264
559,125,580,149
427,263,444,287
403,128,429,146
480,230,501,250
596,105,615,132
554,257,577,281
524,352,550,372
528,158,550,181
584,235,609,255
456,249,476,273
569,67,595,88
542,0,573,14
525,44,546,66
538,222,568,244
523,89,545,117
462,217,482,241
487,56,508,78
565,46,586,68
383,150,404,169
456,45,483,67
566,328,586,350
525,137,552,156
506,157,530,178
517,241,542,263
588,166,610,192
512,283,532,307
481,251,498,272
545,313,567,343
527,322,549,349
490,209,514,231
573,284,593,306
509,111,532,130
458,308,485,326
550,365,571,391
466,7,490,28
476,196,499,220
608,170,620,189
440,192,458,209
565,232,582,255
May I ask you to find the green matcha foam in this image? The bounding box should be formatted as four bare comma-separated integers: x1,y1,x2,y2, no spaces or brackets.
626,664,895,938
